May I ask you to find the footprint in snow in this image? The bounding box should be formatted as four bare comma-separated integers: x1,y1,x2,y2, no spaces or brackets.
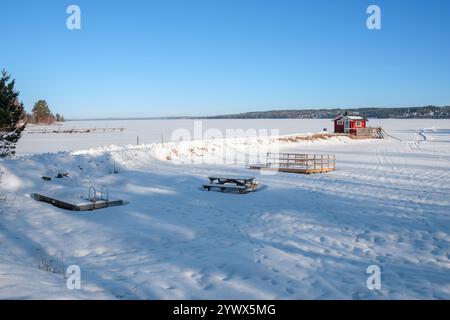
373,236,385,244
222,274,233,281
203,284,214,290
285,287,295,295
214,263,226,269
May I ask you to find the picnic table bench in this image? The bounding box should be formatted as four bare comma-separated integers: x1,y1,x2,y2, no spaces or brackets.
203,176,259,194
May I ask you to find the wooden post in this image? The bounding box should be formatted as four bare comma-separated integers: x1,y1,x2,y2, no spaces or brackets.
234,137,237,166
245,137,249,167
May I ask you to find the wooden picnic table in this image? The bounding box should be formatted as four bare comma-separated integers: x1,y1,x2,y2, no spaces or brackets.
203,176,258,193
207,176,256,186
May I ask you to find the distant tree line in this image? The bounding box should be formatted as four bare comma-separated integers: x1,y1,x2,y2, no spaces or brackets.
205,106,450,119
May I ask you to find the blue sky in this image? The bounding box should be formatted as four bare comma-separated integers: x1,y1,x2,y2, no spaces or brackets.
1,0,450,118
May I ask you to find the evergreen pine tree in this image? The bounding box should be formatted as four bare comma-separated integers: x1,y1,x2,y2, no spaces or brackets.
32,100,54,123
0,69,26,158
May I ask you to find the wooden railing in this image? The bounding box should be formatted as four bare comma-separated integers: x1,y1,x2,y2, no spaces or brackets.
348,127,382,137
265,153,336,172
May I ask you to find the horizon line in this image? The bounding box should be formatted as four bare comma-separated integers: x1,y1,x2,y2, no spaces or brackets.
63,105,449,121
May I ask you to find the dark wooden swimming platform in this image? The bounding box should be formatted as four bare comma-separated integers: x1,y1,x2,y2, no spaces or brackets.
249,153,336,174
31,192,125,211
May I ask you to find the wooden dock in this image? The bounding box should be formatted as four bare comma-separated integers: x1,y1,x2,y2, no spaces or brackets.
26,127,126,134
249,153,336,174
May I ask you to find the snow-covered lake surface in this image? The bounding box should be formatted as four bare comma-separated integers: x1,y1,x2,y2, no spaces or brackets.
1,119,450,299
16,118,450,155
17,119,335,155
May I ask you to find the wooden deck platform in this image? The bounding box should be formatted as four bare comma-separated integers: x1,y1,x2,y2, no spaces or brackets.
348,127,383,138
31,193,125,211
249,153,336,174
248,165,335,174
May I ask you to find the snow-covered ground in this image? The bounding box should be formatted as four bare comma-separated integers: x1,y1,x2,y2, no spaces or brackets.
1,120,449,299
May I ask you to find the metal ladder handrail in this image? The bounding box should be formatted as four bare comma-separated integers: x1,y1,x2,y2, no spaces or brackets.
88,186,97,201
101,185,109,201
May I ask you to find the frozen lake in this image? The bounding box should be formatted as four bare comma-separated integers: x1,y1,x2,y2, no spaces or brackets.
16,119,450,155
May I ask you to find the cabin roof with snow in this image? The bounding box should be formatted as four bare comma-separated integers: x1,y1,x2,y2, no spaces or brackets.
333,115,368,121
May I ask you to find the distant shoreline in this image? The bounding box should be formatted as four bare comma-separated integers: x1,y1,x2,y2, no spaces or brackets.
66,105,450,121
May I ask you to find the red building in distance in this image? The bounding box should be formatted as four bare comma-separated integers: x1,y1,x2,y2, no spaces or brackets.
333,114,368,134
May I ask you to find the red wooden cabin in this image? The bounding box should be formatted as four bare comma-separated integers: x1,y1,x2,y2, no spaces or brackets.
333,114,368,134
